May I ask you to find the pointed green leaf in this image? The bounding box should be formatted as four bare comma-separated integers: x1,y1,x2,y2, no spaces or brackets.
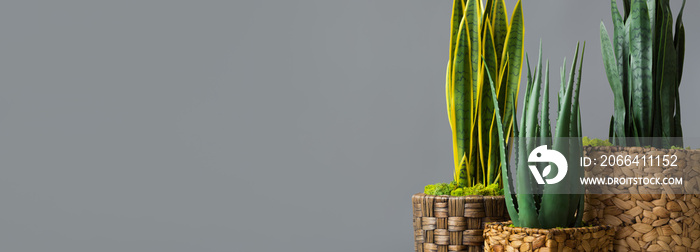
628,0,653,137
554,43,579,140
449,0,465,59
566,43,585,227
525,42,543,138
611,0,628,89
540,60,551,140
492,0,509,66
447,0,465,105
657,4,677,148
540,43,582,229
501,0,524,137
601,22,627,141
515,43,540,228
452,16,473,186
571,42,585,138
465,0,481,90
559,58,566,109
675,0,686,84
485,62,520,226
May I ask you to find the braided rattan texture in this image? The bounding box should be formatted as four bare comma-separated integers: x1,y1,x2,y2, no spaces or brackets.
583,146,700,251
412,194,509,252
484,221,614,252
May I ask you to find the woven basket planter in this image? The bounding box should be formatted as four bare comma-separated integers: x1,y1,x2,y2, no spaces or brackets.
412,194,509,252
483,221,615,252
582,146,700,251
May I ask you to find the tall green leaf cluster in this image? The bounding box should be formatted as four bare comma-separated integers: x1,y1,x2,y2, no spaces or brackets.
600,0,686,148
446,0,524,189
491,43,586,229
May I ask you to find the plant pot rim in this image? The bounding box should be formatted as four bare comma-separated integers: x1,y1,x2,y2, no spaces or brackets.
413,193,505,199
485,221,614,235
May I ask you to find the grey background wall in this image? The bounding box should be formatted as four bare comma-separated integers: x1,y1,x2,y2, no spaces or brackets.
0,0,696,251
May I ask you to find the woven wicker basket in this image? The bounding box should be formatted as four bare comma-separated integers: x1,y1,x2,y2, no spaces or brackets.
412,194,509,252
582,146,700,251
483,221,614,252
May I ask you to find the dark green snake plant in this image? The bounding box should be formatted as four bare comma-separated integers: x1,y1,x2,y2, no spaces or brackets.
600,0,686,148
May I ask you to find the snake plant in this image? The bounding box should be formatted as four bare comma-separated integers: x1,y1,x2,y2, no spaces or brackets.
600,0,686,148
489,42,586,228
446,0,524,189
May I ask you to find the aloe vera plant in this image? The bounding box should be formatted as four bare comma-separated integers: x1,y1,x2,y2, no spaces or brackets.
446,0,524,189
488,42,586,228
600,0,686,148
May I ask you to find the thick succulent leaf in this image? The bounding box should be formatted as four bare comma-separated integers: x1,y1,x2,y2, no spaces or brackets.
578,107,583,139
515,135,538,227
525,44,543,198
524,54,532,109
485,64,520,226
628,0,653,137
518,53,528,163
554,43,580,139
526,42,543,138
533,60,552,197
515,44,541,228
571,42,585,138
515,110,537,226
574,191,585,227
567,131,585,228
559,58,566,109
541,43,582,229
498,57,511,136
575,84,584,226
601,22,626,140
540,61,551,140
567,43,585,226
